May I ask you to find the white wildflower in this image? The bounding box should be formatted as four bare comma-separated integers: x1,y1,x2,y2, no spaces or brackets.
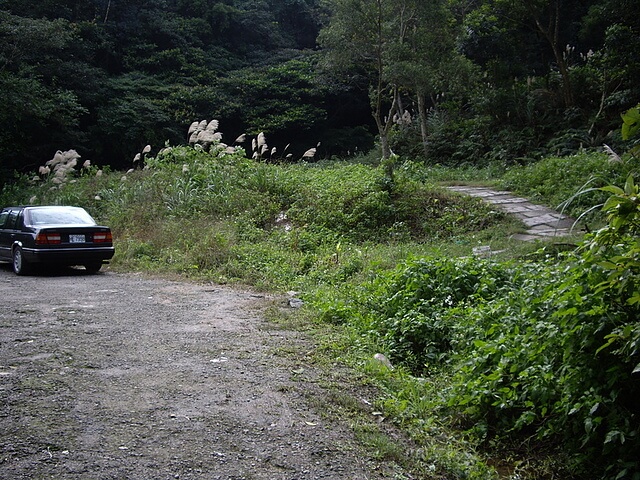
63,149,80,161
54,166,68,177
96,169,103,177
46,151,64,166
94,195,102,201
188,121,200,135
604,144,621,164
197,130,222,144
182,164,189,173
302,148,316,159
82,160,91,168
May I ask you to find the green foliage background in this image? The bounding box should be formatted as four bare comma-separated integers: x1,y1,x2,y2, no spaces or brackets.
1,0,639,181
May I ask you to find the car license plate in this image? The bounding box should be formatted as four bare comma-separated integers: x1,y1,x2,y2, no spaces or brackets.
69,234,85,243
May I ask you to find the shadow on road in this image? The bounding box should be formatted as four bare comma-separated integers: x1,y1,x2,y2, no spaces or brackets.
0,262,106,277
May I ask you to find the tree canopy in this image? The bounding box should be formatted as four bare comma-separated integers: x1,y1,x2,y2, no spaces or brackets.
1,0,639,181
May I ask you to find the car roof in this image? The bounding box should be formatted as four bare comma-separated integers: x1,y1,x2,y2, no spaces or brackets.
2,206,97,226
1,205,87,210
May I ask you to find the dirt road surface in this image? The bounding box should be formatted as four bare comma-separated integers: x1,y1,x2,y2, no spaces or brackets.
0,266,407,479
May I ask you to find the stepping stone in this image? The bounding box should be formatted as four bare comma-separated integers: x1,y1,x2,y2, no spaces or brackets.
446,185,577,241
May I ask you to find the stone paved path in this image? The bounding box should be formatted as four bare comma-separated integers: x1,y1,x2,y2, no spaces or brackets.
446,185,577,241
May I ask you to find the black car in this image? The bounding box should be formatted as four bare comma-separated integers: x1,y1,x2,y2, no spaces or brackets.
0,205,115,275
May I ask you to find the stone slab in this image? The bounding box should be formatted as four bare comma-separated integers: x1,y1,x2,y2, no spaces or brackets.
446,185,577,242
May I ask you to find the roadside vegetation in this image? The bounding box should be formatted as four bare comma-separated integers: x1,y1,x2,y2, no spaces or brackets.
2,124,640,479
3,1,639,478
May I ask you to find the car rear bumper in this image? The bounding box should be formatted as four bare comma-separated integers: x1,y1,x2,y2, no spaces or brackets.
22,246,115,265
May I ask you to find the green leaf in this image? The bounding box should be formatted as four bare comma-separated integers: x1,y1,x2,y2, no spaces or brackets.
473,339,487,348
624,174,638,196
600,185,625,195
597,335,618,354
602,196,623,212
604,430,620,444
621,106,640,140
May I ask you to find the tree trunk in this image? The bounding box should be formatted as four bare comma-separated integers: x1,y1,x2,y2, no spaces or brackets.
379,128,392,159
416,91,429,157
533,0,573,107
373,87,399,160
104,0,111,23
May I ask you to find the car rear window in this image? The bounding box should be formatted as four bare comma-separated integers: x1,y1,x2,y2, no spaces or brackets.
27,207,96,226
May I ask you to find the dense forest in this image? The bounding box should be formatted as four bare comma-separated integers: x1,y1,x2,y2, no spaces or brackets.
1,0,639,181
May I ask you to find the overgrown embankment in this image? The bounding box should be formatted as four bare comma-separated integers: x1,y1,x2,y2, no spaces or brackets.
3,145,514,289
3,144,639,479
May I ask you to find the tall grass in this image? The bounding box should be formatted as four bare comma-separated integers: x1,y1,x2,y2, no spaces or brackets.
3,145,521,286
496,151,634,219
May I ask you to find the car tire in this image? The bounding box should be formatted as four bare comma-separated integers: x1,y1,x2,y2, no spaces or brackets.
84,262,102,273
12,246,30,275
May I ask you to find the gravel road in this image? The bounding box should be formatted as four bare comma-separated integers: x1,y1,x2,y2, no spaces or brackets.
0,266,408,479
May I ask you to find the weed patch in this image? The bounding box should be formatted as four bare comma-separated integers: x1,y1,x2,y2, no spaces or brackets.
5,140,634,478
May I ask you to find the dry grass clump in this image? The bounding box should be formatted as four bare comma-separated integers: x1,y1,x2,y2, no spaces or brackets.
250,131,319,162
186,119,319,162
132,144,152,169
34,149,95,187
29,119,320,199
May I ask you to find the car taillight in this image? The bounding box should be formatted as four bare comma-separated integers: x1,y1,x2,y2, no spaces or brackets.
35,233,61,244
93,231,113,243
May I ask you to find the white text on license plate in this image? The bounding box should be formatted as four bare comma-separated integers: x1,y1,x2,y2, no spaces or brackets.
69,234,85,243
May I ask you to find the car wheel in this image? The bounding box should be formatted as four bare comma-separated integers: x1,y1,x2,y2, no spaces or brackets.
84,262,102,273
12,246,30,275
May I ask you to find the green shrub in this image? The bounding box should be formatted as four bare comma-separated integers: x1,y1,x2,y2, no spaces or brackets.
343,248,638,478
367,256,512,373
497,151,629,220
